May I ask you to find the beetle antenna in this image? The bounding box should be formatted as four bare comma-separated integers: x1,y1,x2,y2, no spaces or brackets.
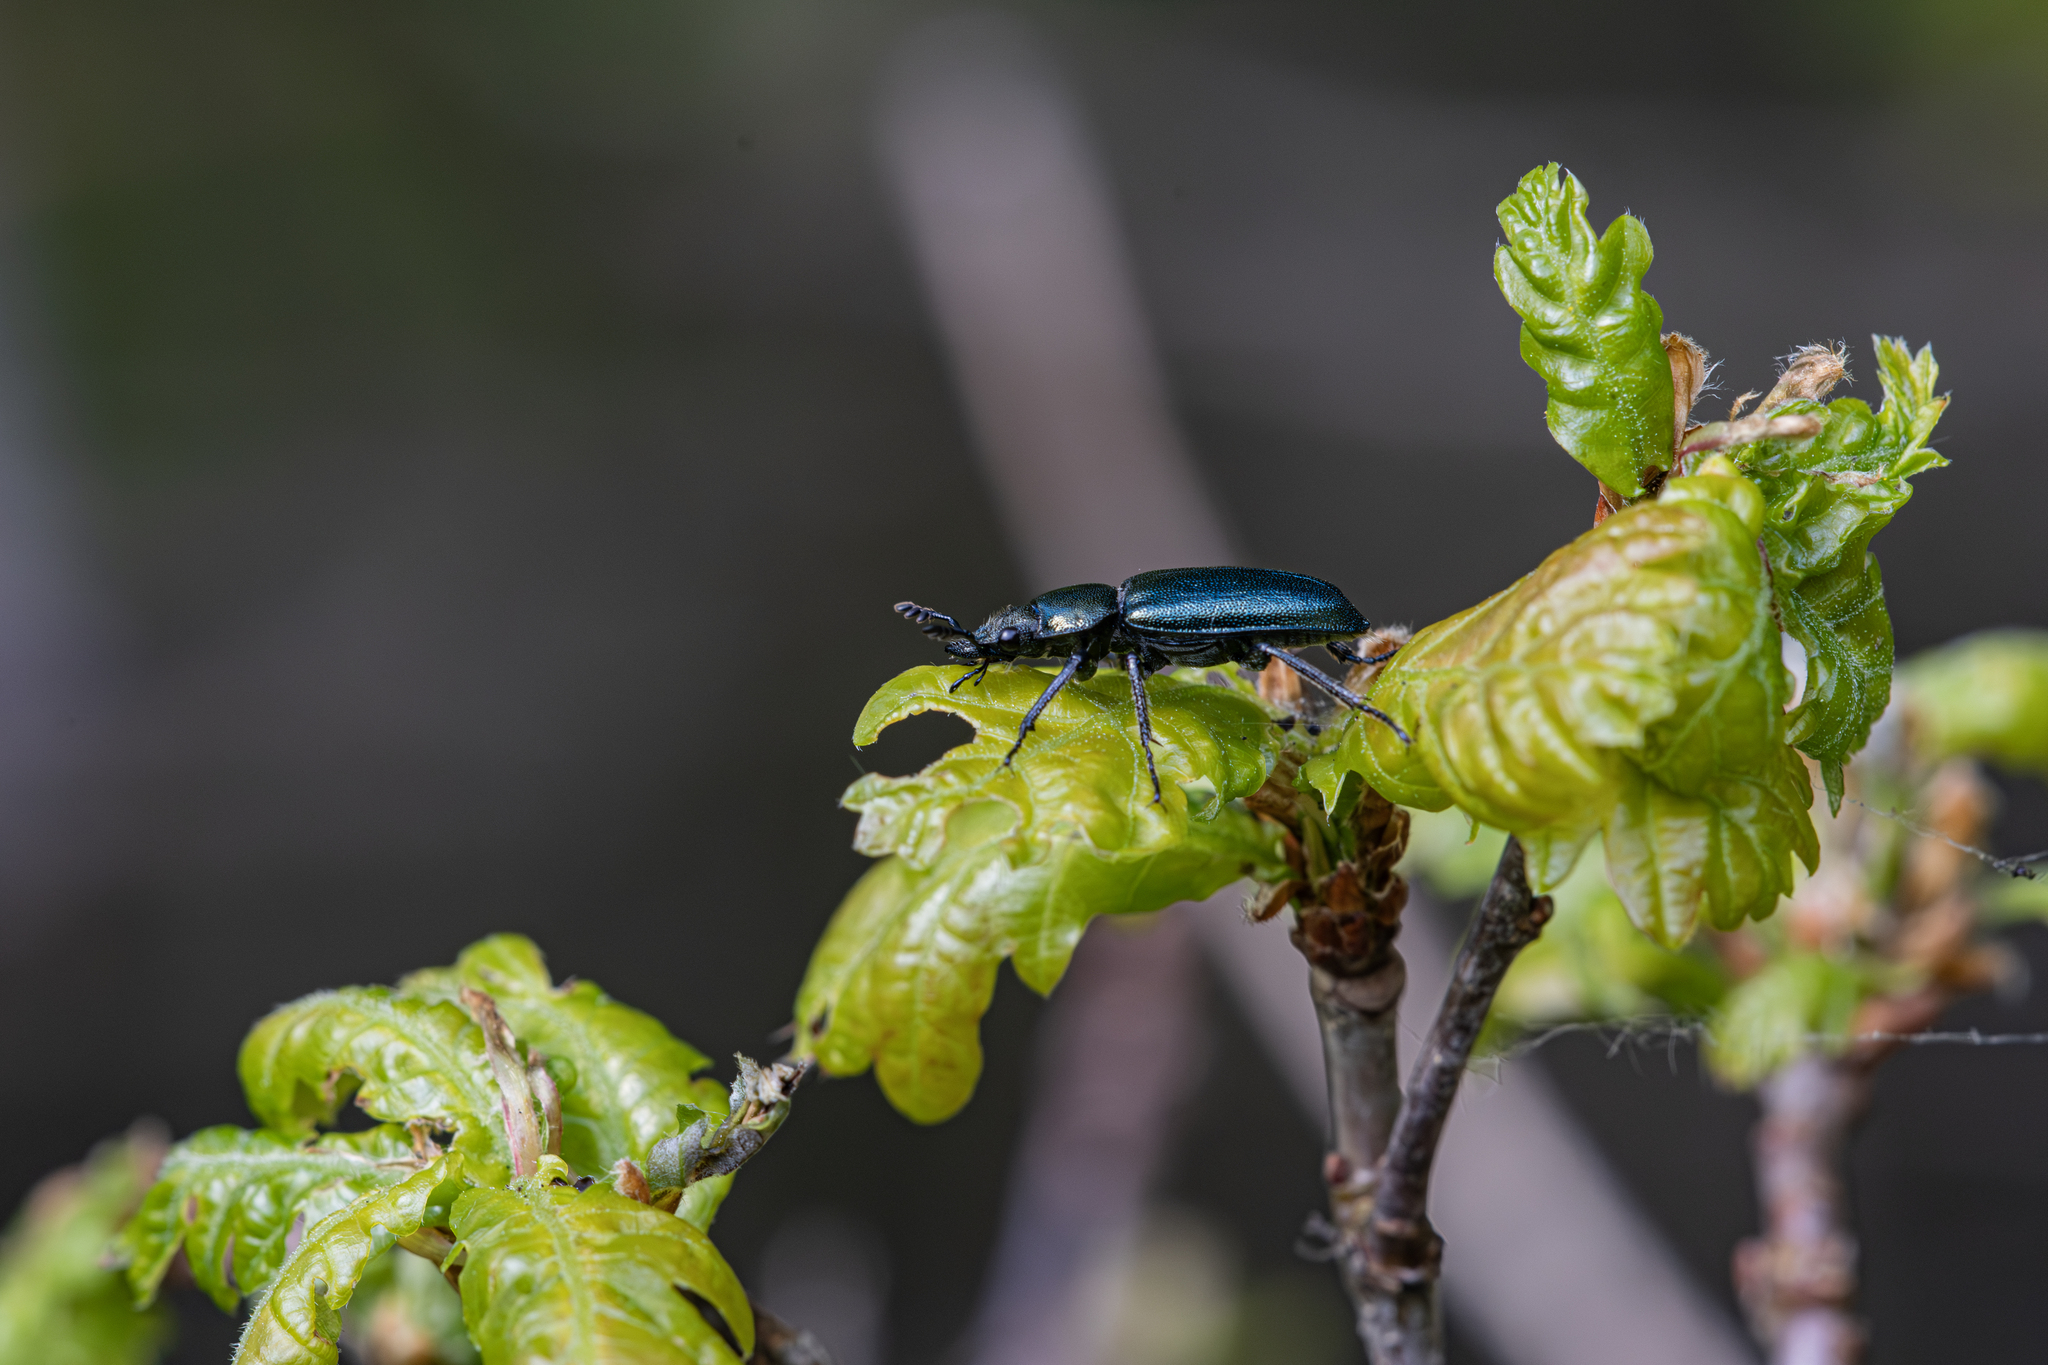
894,600,969,638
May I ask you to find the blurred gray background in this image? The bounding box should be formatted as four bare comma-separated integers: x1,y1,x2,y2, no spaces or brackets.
0,2,2044,1362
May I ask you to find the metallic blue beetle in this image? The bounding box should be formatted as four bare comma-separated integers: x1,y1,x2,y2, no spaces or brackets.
895,566,1409,802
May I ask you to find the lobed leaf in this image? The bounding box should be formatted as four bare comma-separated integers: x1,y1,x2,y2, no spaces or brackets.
1494,163,1673,497
1704,954,1865,1088
1898,630,2048,776
449,1182,751,1365
796,810,1282,1124
1730,338,1949,808
239,989,506,1165
0,1134,171,1365
233,1158,461,1365
1316,459,1814,943
122,1125,420,1312
399,936,730,1201
846,664,1280,868
1487,839,1727,1033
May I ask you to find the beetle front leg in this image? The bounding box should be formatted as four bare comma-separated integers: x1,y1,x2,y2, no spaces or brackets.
1328,638,1401,668
1004,650,1089,767
1126,652,1164,804
1258,644,1413,745
948,662,991,693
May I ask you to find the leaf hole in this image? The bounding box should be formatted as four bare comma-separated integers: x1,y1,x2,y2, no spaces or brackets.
858,710,974,776
678,1287,746,1359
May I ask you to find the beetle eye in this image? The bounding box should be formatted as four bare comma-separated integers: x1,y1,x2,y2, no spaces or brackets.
998,626,1021,644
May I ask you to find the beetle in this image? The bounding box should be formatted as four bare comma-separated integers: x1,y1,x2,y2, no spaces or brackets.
894,566,1410,802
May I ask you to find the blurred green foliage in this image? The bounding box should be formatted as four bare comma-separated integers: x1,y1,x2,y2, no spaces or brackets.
0,1132,169,1365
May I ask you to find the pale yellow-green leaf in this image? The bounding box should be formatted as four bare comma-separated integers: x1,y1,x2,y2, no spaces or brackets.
450,1183,751,1365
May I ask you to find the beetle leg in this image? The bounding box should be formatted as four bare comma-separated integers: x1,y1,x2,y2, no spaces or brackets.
948,662,991,694
1258,644,1413,745
1126,652,1164,804
1327,638,1402,668
1004,650,1089,767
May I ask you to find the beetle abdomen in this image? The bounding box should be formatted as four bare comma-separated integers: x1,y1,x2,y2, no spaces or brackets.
1027,582,1120,636
1119,567,1367,637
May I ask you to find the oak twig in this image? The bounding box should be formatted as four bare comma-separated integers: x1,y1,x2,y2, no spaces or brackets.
1280,774,1550,1365
1357,836,1551,1365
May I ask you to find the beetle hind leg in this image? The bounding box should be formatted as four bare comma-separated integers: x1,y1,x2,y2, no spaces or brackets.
1258,644,1413,745
1126,652,1164,804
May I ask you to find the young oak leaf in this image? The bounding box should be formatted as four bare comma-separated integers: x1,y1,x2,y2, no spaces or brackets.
121,1125,421,1313
1313,459,1816,944
1726,338,1949,810
1486,840,1727,1035
397,935,731,1208
1495,163,1674,497
448,1182,752,1365
232,1157,461,1365
794,809,1282,1124
844,664,1281,869
238,989,505,1165
1897,630,2048,777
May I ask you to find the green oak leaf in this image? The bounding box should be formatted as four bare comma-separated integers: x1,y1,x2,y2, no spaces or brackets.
449,1182,751,1365
122,1125,420,1312
240,988,506,1165
1731,338,1948,810
233,1157,460,1365
1603,750,1816,941
1898,630,2048,776
1487,838,1727,1035
795,810,1282,1124
846,664,1280,868
1315,458,1815,944
1494,163,1673,497
398,935,730,1222
1704,953,1866,1088
0,1133,172,1365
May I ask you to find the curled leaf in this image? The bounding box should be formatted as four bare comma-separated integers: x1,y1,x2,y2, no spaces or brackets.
1495,163,1674,496
1317,459,1814,943
449,1182,752,1365
122,1125,420,1312
1731,337,1949,809
238,989,504,1165
233,1157,461,1365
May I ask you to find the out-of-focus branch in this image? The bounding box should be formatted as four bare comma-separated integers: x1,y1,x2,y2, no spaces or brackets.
1735,757,2008,1365
1733,1056,1867,1365
750,1303,835,1365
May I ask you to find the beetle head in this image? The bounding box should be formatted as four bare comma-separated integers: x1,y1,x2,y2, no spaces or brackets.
966,605,1036,660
